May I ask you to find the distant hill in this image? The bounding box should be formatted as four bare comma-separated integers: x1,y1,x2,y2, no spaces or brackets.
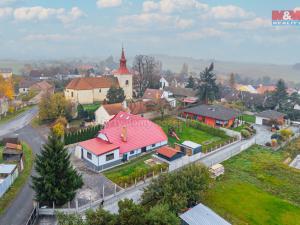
293,63,300,71
152,55,300,82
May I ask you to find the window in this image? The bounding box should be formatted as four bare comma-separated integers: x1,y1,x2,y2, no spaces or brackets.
71,92,74,97
99,89,101,93
106,153,114,161
125,80,129,85
87,152,92,160
130,151,134,155
152,144,156,147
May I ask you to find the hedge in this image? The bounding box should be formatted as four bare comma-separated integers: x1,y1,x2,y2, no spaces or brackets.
64,124,102,145
187,119,227,138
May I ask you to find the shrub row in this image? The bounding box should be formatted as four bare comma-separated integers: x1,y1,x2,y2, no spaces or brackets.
64,124,102,145
188,119,227,138
117,163,168,188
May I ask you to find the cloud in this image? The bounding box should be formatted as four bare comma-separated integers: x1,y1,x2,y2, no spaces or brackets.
0,7,12,18
220,17,270,29
13,6,64,21
24,34,73,41
207,5,254,19
97,0,122,8
57,7,85,24
119,13,172,26
143,0,208,14
178,28,224,40
175,18,194,29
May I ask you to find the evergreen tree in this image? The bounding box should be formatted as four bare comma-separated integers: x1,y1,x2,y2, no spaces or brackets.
185,76,195,88
118,199,145,225
32,132,83,206
228,73,235,89
197,63,219,104
106,86,126,104
274,79,288,109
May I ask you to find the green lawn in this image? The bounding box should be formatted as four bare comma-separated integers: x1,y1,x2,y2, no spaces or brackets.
0,106,33,125
0,145,3,163
204,145,300,225
241,114,255,123
0,143,34,215
154,117,230,150
82,103,101,112
103,154,152,184
232,124,249,132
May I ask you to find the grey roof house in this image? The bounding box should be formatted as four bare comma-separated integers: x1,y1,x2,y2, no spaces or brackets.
180,203,231,225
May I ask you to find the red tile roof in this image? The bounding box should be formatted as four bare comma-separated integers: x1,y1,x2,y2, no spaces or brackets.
66,77,119,90
103,103,128,116
142,89,163,100
101,112,167,155
157,146,180,158
256,85,276,94
5,143,22,151
79,138,119,156
128,101,148,114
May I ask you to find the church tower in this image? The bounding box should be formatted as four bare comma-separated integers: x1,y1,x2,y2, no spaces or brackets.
114,47,133,99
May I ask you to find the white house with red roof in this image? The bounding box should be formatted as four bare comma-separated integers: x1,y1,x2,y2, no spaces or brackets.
75,111,168,171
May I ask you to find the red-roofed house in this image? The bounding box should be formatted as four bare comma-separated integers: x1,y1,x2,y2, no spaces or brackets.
75,111,168,171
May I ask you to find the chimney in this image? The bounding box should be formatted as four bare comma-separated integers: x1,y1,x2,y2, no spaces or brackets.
121,126,127,142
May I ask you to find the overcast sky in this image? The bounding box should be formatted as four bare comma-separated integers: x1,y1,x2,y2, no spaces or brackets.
0,0,299,64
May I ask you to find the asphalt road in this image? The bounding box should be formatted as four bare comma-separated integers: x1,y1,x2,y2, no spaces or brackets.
0,108,45,225
0,106,38,137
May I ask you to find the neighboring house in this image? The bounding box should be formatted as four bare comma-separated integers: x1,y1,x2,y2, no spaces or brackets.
255,110,286,125
0,164,19,198
235,84,257,94
182,104,240,128
75,111,168,171
256,85,276,94
3,143,23,162
18,79,36,94
95,102,127,125
0,68,13,79
294,104,300,110
0,97,9,117
163,86,197,99
143,88,176,108
180,203,231,225
156,145,184,162
65,48,133,104
159,77,169,89
30,80,54,94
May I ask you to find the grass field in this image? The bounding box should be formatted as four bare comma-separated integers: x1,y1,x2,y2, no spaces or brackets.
0,106,32,126
0,145,3,163
0,143,34,215
82,103,101,112
154,117,230,149
204,145,300,225
242,114,255,123
103,154,152,185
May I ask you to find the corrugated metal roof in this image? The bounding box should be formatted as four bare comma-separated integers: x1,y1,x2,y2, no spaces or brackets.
0,164,17,174
180,203,231,225
182,141,201,149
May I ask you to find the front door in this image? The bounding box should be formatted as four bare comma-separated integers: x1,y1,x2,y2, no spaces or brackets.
123,153,128,161
141,147,147,153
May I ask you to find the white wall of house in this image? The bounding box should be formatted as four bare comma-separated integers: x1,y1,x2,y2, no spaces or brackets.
255,116,264,125
95,106,113,125
19,87,29,94
75,145,120,167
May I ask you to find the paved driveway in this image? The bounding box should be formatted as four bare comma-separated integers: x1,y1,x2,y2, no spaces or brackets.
253,125,273,145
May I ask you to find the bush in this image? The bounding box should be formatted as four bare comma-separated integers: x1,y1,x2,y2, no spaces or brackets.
280,129,293,141
64,124,102,145
188,120,227,138
241,129,251,138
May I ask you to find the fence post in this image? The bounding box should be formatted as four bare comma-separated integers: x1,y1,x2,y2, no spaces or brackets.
102,185,105,199
152,171,155,178
125,183,127,189
135,178,137,186
75,198,78,212
114,184,117,195
52,202,55,213
68,201,70,209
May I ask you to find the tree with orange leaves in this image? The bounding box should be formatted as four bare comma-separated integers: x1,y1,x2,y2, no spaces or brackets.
0,75,14,99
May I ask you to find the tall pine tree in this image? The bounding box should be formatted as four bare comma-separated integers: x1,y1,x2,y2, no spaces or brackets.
32,132,83,206
274,79,288,109
185,76,195,88
197,63,219,104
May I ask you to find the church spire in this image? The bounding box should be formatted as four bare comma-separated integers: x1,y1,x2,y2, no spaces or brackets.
117,46,130,75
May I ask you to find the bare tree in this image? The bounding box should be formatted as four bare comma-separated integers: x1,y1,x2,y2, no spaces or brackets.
132,55,161,97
